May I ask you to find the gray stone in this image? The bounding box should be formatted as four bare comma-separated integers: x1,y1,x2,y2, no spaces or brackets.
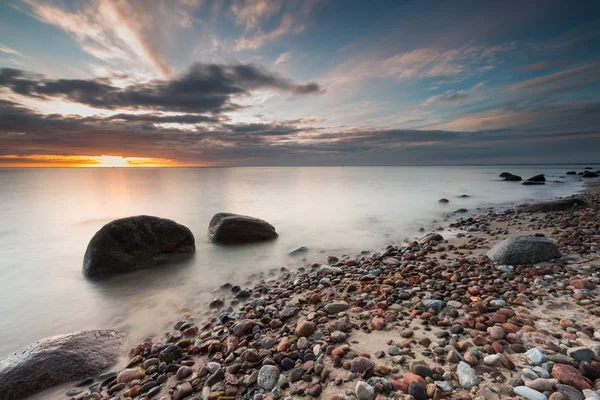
422,299,445,312
331,331,347,343
514,198,587,213
525,348,547,366
435,380,453,392
0,330,127,400
258,365,280,390
514,386,548,400
83,216,195,277
487,236,561,265
208,213,277,244
355,381,376,400
457,361,479,389
567,347,594,361
324,301,349,314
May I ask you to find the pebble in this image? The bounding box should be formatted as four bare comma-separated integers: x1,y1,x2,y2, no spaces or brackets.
258,365,280,390
525,348,548,366
514,386,549,400
355,381,376,400
457,361,479,389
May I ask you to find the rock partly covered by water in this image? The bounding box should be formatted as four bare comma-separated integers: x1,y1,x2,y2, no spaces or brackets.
500,172,522,181
0,330,127,399
514,198,587,213
208,213,278,244
487,236,561,264
83,215,195,278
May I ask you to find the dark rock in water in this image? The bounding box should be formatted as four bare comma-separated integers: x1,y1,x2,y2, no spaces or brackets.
500,172,522,181
0,330,127,400
208,213,277,244
526,174,546,182
486,236,561,265
566,171,577,175
438,198,449,203
459,194,470,198
585,167,593,169
83,215,195,278
454,208,468,213
514,198,587,213
522,181,545,185
583,171,599,178
288,247,309,257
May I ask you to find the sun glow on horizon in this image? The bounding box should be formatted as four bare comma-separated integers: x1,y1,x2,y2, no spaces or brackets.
0,154,182,167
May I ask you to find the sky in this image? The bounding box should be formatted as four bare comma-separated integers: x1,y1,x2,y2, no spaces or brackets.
0,0,599,167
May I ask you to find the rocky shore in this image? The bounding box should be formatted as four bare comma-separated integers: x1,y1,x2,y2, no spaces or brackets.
30,183,600,399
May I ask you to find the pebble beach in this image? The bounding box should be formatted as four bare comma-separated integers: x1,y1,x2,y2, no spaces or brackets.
28,181,600,400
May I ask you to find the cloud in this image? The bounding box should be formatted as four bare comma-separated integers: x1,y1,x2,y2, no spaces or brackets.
274,52,292,66
229,0,282,29
329,44,510,86
2,96,599,166
0,43,23,57
0,63,324,114
520,61,550,71
20,0,201,77
234,14,294,50
421,82,486,107
509,61,600,95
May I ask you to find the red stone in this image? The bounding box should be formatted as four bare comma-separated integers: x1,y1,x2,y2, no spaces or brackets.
552,364,593,391
403,373,427,389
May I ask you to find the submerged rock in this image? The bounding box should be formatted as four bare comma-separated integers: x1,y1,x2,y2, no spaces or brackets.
526,174,546,182
514,198,587,213
0,330,127,399
83,215,195,278
208,213,277,244
288,246,308,256
487,236,561,265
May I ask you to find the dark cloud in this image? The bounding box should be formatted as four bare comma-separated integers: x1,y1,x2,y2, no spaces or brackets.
1,98,599,166
0,63,324,114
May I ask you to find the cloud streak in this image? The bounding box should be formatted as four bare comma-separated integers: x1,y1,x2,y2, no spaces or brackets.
0,63,324,114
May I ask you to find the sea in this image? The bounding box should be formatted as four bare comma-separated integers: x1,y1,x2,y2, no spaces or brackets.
0,165,592,358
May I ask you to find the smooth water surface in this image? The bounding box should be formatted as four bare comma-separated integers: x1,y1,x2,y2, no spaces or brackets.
0,166,590,357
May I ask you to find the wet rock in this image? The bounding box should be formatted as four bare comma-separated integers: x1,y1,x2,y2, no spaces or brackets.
176,365,193,380
208,213,277,244
567,347,594,361
487,236,561,265
83,216,195,277
501,173,522,181
288,247,308,257
0,329,127,399
514,198,587,213
117,367,145,383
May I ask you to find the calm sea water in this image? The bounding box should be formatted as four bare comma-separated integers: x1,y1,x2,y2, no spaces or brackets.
0,166,590,357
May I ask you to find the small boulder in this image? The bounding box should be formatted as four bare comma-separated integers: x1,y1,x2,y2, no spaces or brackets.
83,216,195,277
487,236,561,265
566,171,577,175
583,171,599,178
500,172,522,181
526,174,546,182
288,247,308,257
514,198,587,213
208,213,277,244
0,330,127,399
438,198,449,203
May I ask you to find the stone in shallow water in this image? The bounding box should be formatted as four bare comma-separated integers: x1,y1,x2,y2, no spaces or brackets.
0,329,127,400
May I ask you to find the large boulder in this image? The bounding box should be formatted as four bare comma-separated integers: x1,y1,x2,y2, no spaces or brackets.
526,174,546,182
83,215,195,278
208,213,278,244
583,171,599,178
487,236,561,265
499,172,522,181
0,330,127,399
514,198,587,213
